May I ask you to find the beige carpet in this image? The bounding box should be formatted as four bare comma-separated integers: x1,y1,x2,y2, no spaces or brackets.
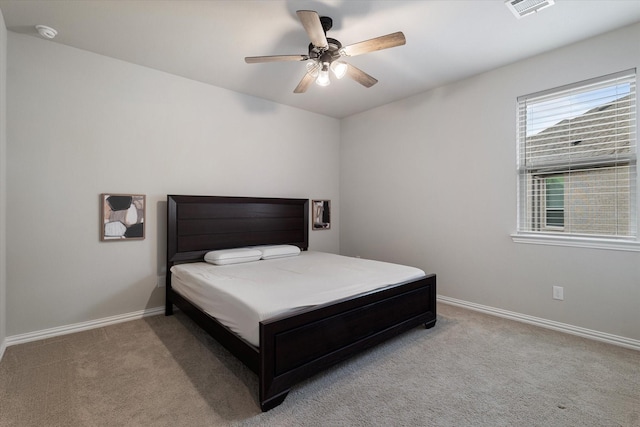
1,303,638,427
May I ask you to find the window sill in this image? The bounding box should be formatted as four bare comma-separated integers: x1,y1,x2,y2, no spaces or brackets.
511,233,640,252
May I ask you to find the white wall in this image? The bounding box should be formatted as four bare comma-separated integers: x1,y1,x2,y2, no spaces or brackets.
6,32,340,336
340,23,640,342
0,9,7,358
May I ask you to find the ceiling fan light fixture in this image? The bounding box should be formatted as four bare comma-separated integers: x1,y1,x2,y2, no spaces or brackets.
331,61,348,79
316,63,331,86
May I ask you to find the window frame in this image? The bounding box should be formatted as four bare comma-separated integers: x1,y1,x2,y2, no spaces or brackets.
512,69,640,252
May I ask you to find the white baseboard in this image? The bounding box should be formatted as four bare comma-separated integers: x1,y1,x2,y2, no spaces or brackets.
5,306,165,347
0,338,6,362
437,295,640,351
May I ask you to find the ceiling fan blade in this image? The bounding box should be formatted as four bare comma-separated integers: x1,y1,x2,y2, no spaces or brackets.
293,71,316,93
296,10,328,49
245,55,308,64
342,31,406,57
345,64,378,88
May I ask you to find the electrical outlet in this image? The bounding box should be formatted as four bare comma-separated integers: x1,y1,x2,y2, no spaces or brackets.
553,286,564,300
157,275,166,288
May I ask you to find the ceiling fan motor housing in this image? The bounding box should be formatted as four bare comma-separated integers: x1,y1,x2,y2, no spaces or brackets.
308,37,342,60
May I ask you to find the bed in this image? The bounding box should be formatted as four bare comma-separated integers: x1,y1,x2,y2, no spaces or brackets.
165,195,437,411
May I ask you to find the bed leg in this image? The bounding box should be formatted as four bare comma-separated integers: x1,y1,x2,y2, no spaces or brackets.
424,320,436,329
260,389,290,412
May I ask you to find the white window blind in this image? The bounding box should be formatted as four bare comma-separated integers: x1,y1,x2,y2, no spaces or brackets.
517,69,637,240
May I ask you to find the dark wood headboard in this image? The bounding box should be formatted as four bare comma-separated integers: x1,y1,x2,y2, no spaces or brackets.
167,195,309,265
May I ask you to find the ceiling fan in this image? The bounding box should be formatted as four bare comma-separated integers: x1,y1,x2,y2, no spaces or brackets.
245,10,406,93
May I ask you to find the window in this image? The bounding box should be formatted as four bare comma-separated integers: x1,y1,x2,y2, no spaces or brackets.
515,69,637,248
542,175,564,229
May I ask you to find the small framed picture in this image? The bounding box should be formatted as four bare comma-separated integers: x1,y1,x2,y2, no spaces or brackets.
100,193,145,241
312,200,331,230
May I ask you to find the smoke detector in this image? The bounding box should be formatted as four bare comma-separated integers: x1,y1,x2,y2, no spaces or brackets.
505,0,555,18
35,25,58,39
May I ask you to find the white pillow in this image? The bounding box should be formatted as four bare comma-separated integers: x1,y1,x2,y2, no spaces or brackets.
204,248,262,265
252,244,301,260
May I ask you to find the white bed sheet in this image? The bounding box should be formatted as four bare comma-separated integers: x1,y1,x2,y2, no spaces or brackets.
170,251,426,347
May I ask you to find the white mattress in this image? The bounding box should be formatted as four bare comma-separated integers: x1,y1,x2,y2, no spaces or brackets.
170,251,426,347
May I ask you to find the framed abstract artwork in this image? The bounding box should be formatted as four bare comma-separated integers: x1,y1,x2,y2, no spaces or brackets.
100,193,145,241
312,200,331,230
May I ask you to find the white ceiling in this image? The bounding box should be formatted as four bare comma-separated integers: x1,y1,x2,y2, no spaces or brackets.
1,0,639,118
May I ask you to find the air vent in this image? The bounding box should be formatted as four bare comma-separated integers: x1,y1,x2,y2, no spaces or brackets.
505,0,555,18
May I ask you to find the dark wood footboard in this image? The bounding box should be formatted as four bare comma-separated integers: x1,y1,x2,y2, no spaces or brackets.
259,274,436,411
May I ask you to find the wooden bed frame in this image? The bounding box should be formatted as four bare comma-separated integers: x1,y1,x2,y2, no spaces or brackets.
165,195,437,411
